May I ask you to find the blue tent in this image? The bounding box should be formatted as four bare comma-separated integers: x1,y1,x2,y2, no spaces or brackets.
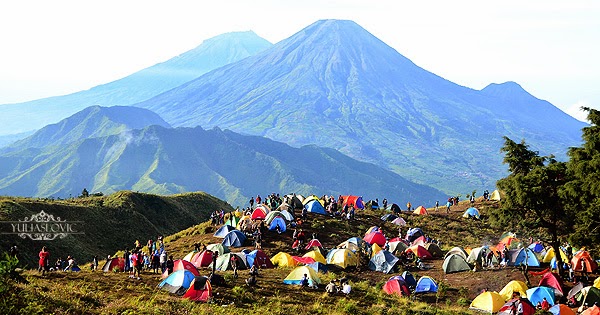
304,200,327,215
158,269,196,295
406,228,424,242
526,286,555,306
402,271,417,289
509,248,540,267
368,250,399,274
213,225,236,238
222,230,247,247
528,242,545,253
268,216,287,233
307,262,328,273
415,276,438,293
462,207,480,219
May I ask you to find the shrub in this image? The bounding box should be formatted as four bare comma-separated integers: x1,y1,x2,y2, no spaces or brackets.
456,297,470,306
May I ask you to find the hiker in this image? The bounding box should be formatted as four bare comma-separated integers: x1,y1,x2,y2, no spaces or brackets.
326,280,338,295
541,297,550,311
254,231,262,249
123,249,130,273
470,194,475,206
64,255,76,271
382,198,388,209
249,197,254,209
406,202,411,211
159,250,167,273
300,273,309,288
486,250,495,269
152,250,160,273
92,255,99,271
211,251,218,274
446,200,451,213
231,254,239,278
55,258,63,271
249,265,259,277
435,200,439,211
256,195,261,205
130,251,141,279
246,274,257,287
166,255,174,274
38,246,50,276
341,282,351,295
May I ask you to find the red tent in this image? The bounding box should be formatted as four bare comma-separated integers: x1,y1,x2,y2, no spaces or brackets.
341,195,365,209
251,207,267,220
292,256,316,265
383,276,411,296
413,206,428,215
162,259,199,279
182,276,212,302
405,245,433,259
539,272,564,297
571,251,598,273
102,257,125,272
363,231,387,247
497,298,536,315
304,239,323,250
190,251,213,268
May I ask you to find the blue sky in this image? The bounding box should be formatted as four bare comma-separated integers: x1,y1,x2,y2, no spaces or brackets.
0,0,598,121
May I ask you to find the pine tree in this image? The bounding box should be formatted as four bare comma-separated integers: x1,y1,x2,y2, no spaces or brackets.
563,107,600,255
493,137,571,274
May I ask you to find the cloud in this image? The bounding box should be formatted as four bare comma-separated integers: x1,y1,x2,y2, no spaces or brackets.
563,100,596,122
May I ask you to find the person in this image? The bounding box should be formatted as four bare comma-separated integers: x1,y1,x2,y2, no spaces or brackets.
65,255,76,271
341,281,351,295
446,200,451,213
92,255,99,271
382,198,388,209
254,231,262,249
166,255,174,274
470,194,475,206
9,244,18,259
249,265,259,277
38,246,50,276
231,254,239,278
486,250,495,269
246,274,257,287
435,200,439,211
326,280,338,295
541,297,550,311
249,197,254,209
300,273,309,288
55,257,63,271
406,202,411,211
123,249,130,273
211,251,218,274
152,250,160,273
130,251,140,279
160,250,167,273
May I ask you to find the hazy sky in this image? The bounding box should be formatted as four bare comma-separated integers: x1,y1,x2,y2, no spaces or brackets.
1,0,598,121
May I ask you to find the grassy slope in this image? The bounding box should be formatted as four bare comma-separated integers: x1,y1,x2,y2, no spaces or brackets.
0,191,234,267
2,198,564,314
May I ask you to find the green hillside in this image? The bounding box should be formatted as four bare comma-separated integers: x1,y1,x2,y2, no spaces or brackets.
0,191,233,267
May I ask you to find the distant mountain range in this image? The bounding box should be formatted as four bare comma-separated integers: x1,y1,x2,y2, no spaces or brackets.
0,20,586,197
134,19,586,194
0,31,272,136
0,106,443,206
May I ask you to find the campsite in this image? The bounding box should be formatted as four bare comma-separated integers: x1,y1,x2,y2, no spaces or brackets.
2,191,599,314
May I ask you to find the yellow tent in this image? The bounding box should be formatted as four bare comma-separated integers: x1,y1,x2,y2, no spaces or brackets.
302,195,324,206
326,249,358,269
371,243,383,258
498,280,528,301
594,277,600,289
183,250,197,262
283,266,321,285
413,206,428,215
542,247,569,263
490,190,501,201
469,291,505,313
303,250,326,264
337,241,360,252
271,252,297,267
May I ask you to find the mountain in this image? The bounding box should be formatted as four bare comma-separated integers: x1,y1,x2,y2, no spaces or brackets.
135,19,586,194
0,191,233,267
0,31,272,137
0,111,444,206
2,105,170,153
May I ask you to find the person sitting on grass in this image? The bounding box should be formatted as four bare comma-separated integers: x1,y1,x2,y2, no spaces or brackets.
246,274,257,287
326,280,338,295
341,281,351,295
249,265,259,277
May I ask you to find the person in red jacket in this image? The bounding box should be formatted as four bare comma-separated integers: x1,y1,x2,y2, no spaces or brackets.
541,297,550,311
38,246,50,276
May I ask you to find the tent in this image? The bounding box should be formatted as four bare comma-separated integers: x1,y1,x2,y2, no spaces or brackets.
411,235,427,246
302,195,324,206
469,291,505,313
182,276,212,302
342,195,364,209
268,216,287,233
391,217,406,226
414,276,438,293
508,248,540,267
371,243,383,257
582,305,600,315
388,240,408,255
102,257,125,272
285,194,304,209
303,250,327,264
206,243,230,256
265,211,284,224
271,252,297,267
292,256,316,265
462,207,480,219
567,282,584,300
413,206,428,215
224,215,240,228
383,275,411,297
490,190,501,201
245,250,273,269
251,207,268,220
279,210,294,221
526,286,555,306
189,251,213,268
363,231,387,247
221,230,247,247
442,254,471,274
406,228,424,242
337,241,360,252
158,269,197,295
424,243,443,258
595,277,600,289
368,250,399,274
571,250,598,273
543,247,569,263
326,249,358,269
401,271,417,289
498,280,528,301
381,214,398,222
213,225,237,238
405,245,433,260
548,304,576,315
366,199,379,210
539,272,564,297
582,287,600,307
497,298,536,315
304,199,327,215
283,266,321,286
444,247,468,260
305,239,323,250
306,262,328,273
387,203,402,214
183,250,197,262
211,253,247,271
173,259,199,276
528,242,545,253
365,226,380,235
467,247,488,264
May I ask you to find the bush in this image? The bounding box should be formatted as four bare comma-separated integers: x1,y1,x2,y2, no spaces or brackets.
0,253,20,294
456,297,470,306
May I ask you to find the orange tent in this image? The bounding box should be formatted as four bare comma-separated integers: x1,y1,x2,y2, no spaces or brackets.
571,251,598,273
413,206,428,215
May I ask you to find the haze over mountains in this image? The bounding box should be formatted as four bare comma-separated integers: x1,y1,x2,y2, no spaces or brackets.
0,31,272,136
0,19,586,199
0,106,443,206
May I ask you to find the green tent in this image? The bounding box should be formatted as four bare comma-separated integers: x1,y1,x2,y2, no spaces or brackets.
210,253,247,271
442,254,471,274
